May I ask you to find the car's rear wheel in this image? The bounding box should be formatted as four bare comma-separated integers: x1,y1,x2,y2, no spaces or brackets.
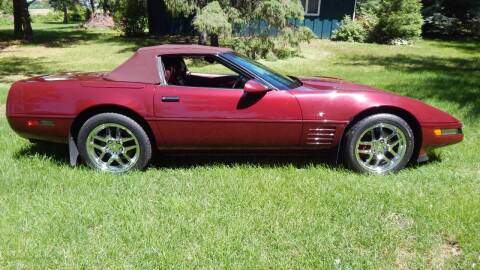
343,114,414,174
77,113,152,172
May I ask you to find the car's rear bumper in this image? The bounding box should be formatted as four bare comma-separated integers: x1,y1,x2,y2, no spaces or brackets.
7,115,73,144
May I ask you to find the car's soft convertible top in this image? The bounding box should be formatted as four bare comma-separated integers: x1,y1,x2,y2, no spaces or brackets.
104,44,232,84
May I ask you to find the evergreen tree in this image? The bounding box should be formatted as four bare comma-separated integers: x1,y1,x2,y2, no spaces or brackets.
374,0,423,43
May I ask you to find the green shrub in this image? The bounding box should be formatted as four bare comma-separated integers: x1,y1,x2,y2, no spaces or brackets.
373,0,423,43
332,16,368,42
223,26,314,59
423,13,460,38
113,0,147,36
31,12,64,23
0,0,12,13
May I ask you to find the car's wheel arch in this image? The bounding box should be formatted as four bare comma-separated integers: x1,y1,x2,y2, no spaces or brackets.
70,104,157,148
339,106,422,164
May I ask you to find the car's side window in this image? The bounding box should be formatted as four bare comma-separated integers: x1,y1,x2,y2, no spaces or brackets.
162,55,248,89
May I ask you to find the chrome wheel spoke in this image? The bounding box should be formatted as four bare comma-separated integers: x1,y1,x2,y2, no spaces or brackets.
98,151,107,161
124,145,138,152
116,127,121,140
106,156,115,165
388,148,398,156
122,153,133,162
390,140,400,148
120,137,135,143
374,157,382,167
93,135,107,142
385,130,397,141
92,144,105,151
116,156,126,166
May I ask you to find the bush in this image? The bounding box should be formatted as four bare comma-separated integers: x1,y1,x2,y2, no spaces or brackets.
332,15,368,42
0,0,12,14
193,1,232,38
423,13,460,38
113,0,147,36
31,12,64,23
224,26,314,59
373,0,423,43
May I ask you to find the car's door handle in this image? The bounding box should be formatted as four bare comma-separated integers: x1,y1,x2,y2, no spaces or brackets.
161,96,180,102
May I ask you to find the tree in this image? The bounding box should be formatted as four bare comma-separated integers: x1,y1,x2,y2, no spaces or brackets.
12,0,34,40
0,0,13,13
192,1,230,46
49,0,79,23
112,0,147,36
374,0,423,43
162,0,309,52
422,0,480,38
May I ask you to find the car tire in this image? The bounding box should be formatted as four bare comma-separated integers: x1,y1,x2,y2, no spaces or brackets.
343,113,414,174
77,113,152,172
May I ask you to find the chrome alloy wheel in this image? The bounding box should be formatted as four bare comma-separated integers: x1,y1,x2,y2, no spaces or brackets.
355,123,407,173
86,123,140,172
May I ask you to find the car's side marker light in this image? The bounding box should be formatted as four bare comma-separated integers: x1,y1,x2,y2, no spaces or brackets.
26,120,55,127
434,128,462,136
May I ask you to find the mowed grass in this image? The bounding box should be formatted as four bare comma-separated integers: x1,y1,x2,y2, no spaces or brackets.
0,23,479,269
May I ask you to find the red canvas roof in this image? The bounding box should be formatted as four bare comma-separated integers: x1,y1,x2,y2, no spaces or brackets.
104,44,232,84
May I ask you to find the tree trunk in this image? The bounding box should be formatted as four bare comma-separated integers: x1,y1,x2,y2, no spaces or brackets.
102,0,110,13
22,0,33,40
12,0,33,40
63,3,68,24
198,31,207,45
210,34,219,47
12,0,23,38
89,0,95,13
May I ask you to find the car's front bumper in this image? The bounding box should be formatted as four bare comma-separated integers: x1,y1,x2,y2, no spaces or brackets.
417,122,464,162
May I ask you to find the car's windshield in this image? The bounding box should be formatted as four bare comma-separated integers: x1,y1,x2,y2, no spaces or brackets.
221,52,301,90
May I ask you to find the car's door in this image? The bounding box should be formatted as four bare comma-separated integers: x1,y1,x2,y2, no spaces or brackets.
153,85,302,148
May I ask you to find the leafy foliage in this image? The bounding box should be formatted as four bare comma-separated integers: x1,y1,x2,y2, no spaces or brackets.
163,0,312,59
0,0,13,13
332,15,368,42
112,0,147,36
334,0,423,44
422,0,480,38
192,1,231,37
49,0,81,23
374,0,424,43
423,13,460,37
225,26,314,59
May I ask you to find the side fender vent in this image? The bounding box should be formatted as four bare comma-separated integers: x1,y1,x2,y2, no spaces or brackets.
305,126,336,145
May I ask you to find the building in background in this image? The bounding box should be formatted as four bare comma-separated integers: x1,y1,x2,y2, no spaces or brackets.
147,0,357,39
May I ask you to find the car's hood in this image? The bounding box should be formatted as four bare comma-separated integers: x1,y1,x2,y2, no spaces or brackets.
298,76,390,93
292,76,461,124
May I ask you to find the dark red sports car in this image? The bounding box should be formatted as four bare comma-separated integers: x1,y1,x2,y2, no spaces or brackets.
6,45,463,173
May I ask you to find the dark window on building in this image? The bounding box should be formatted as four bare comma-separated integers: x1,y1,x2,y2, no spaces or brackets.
301,0,321,16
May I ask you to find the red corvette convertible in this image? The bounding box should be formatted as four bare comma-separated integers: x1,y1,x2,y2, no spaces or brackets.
6,44,463,173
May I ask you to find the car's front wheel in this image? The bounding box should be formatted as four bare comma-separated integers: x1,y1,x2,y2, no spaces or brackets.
343,113,415,174
77,113,152,173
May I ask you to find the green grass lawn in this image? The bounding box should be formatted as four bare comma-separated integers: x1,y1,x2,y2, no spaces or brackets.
0,23,479,269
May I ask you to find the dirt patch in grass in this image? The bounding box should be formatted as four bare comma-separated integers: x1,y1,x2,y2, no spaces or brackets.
395,239,417,270
429,238,463,269
385,212,415,230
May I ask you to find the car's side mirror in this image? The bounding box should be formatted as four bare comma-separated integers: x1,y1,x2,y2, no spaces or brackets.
243,79,270,94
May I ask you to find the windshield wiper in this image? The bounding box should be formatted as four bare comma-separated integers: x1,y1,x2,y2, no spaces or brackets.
288,76,303,87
